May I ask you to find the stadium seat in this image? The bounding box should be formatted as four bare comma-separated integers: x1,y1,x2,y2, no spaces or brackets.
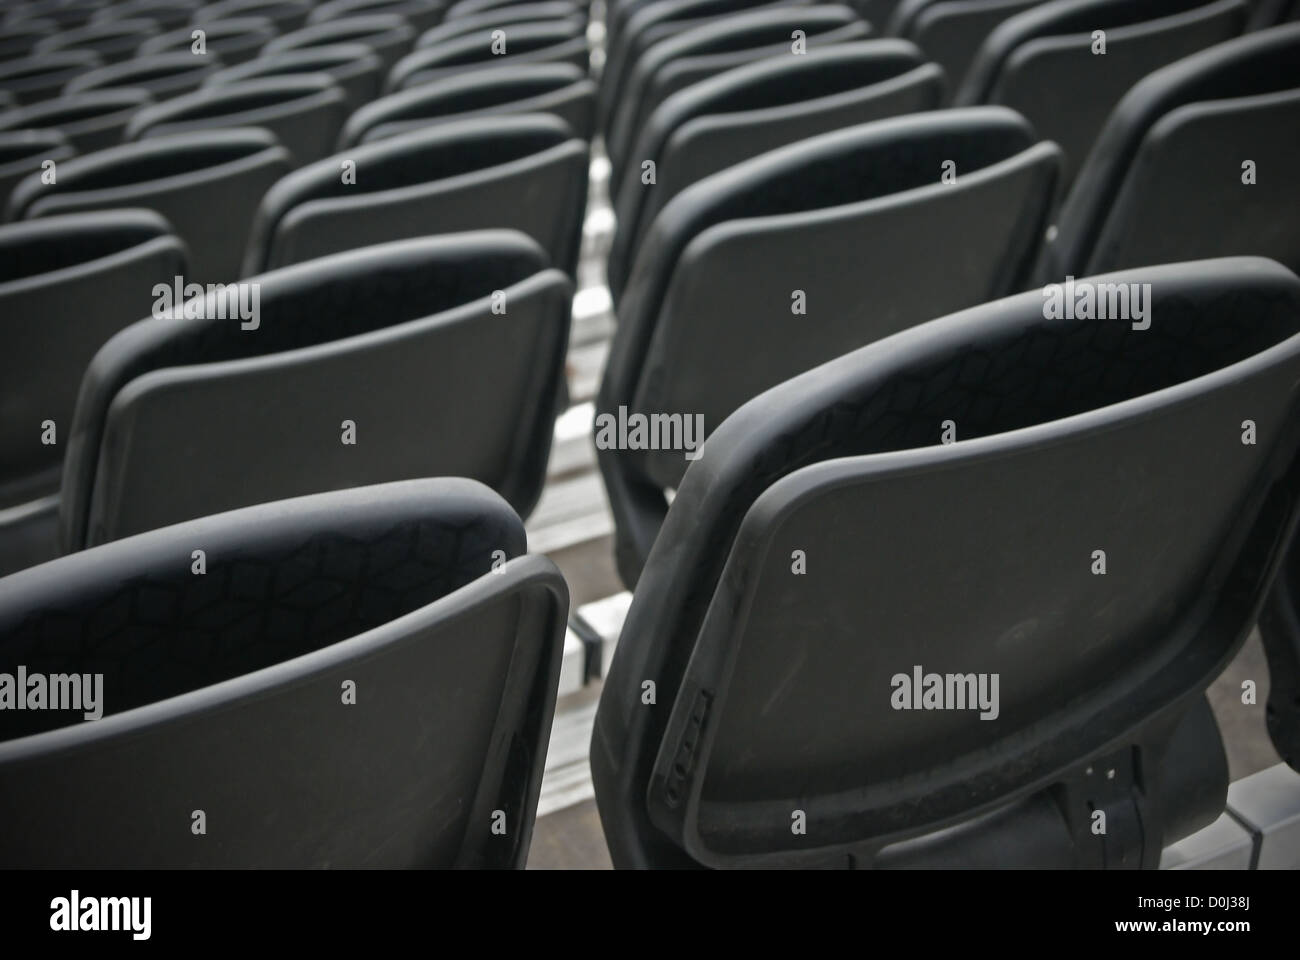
0,51,104,105
339,62,595,145
204,43,385,109
59,232,571,550
308,0,448,33
90,0,201,32
32,18,157,65
591,256,1300,867
414,1,583,49
0,129,72,211
138,16,279,66
196,0,313,33
1042,22,1300,279
264,14,417,72
0,478,569,868
0,88,151,153
124,75,349,167
599,107,1061,585
0,20,58,65
4,0,109,31
607,39,945,302
65,51,226,100
7,128,291,284
246,115,588,276
885,0,1040,97
386,18,589,91
955,0,1248,181
604,5,870,175
0,210,186,577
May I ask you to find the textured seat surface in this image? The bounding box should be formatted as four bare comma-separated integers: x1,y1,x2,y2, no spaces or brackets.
592,256,1300,868
60,231,571,549
248,114,589,276
7,127,292,284
608,39,945,301
341,61,595,145
600,107,1061,584
0,478,569,868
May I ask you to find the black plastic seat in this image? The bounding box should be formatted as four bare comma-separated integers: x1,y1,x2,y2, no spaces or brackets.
591,256,1300,868
605,5,870,175
124,75,348,167
386,18,588,91
247,115,589,276
955,0,1248,181
7,128,291,284
415,1,583,49
58,232,570,548
608,39,945,302
204,43,385,109
0,88,151,153
0,51,104,105
0,20,60,65
1042,22,1300,279
2,0,108,30
308,0,448,33
264,14,417,72
138,16,279,66
90,0,201,32
196,0,313,34
340,62,595,145
64,51,226,100
885,0,1040,97
0,129,72,211
34,19,162,65
599,107,1061,586
0,210,185,577
447,0,572,15
599,0,808,139
0,478,569,868
1250,0,1300,25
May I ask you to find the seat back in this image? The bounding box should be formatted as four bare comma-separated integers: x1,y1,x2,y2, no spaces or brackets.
0,478,569,868
247,114,589,276
1044,22,1300,279
606,5,870,173
90,0,202,33
124,75,349,167
308,0,447,33
341,62,595,145
956,0,1247,181
592,257,1300,867
204,43,385,109
0,129,72,212
608,39,944,301
386,18,589,91
197,0,313,33
33,18,160,65
0,20,59,66
888,0,1041,96
7,128,291,284
0,210,185,507
0,51,104,105
264,13,418,71
0,88,152,152
60,231,571,549
138,16,280,66
415,2,583,49
64,51,226,101
600,108,1061,584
